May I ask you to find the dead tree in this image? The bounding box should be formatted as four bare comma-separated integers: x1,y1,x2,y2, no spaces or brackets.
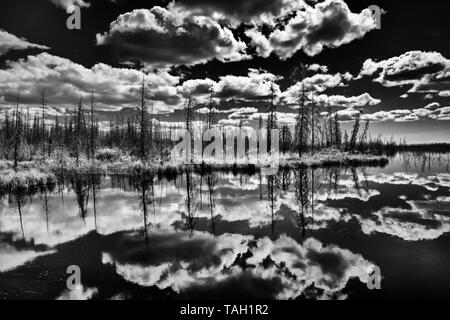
359,119,370,151
266,83,278,152
139,75,148,161
13,87,22,170
90,90,96,160
207,86,215,130
327,103,334,147
349,110,362,153
41,89,46,156
74,98,86,166
310,93,320,155
280,125,292,154
334,112,342,147
295,85,309,157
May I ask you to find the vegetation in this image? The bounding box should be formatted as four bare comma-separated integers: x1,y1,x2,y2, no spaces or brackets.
6,65,447,191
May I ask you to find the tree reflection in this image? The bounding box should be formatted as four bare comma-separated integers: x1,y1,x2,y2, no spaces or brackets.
90,175,101,231
184,172,200,237
71,175,90,223
267,175,280,235
132,173,155,247
206,173,218,237
294,169,310,242
9,191,29,240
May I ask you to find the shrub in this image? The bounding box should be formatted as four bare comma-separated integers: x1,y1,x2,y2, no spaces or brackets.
95,148,122,162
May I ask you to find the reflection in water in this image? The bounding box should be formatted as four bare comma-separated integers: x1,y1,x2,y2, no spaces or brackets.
206,173,218,237
73,175,90,222
183,172,200,237
294,169,311,242
10,191,28,240
267,175,279,235
101,230,376,300
132,174,156,247
1,152,450,300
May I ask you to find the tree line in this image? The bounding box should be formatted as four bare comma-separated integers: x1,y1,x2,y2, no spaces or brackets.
1,72,414,170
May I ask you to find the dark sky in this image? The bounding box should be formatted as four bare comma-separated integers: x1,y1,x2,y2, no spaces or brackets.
1,0,450,143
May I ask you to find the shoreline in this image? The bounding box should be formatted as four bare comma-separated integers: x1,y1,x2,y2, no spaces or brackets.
0,151,389,192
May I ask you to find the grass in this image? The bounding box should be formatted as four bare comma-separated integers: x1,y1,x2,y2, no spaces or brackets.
0,166,57,194
0,148,388,192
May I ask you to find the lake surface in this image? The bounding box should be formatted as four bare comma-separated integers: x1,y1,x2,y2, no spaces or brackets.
1,152,450,300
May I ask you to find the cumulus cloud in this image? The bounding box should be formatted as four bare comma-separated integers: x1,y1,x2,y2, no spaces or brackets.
283,71,353,102
175,0,306,27
0,30,49,56
334,101,450,123
248,0,378,58
308,63,329,73
97,6,248,67
215,69,281,101
176,0,378,58
178,69,281,110
103,230,377,299
282,71,354,106
335,108,410,122
337,108,401,122
316,93,380,109
281,70,379,110
179,78,216,97
245,28,273,58
357,201,450,241
336,107,362,121
57,286,98,300
359,51,449,86
245,111,298,126
0,52,181,114
50,0,90,9
359,50,450,99
0,244,54,272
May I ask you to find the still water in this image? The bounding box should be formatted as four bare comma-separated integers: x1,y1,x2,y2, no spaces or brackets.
1,152,450,300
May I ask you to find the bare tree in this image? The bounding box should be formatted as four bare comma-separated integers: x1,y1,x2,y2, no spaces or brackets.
41,89,46,156
207,85,215,130
359,119,370,151
280,125,292,154
266,83,278,152
73,98,86,166
334,112,342,147
90,90,96,160
13,86,22,170
294,66,311,158
139,74,148,161
349,110,363,153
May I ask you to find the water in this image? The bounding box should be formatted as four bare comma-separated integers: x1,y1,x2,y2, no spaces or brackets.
1,152,450,300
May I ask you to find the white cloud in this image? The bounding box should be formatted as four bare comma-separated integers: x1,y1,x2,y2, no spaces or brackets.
316,93,381,108
103,230,377,300
97,6,248,67
250,0,378,58
282,71,354,105
0,53,181,114
50,0,90,9
215,69,281,102
0,30,49,56
245,28,272,58
174,0,307,27
0,244,54,272
359,51,450,100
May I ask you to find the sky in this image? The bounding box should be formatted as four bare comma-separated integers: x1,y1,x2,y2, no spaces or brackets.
0,0,450,143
